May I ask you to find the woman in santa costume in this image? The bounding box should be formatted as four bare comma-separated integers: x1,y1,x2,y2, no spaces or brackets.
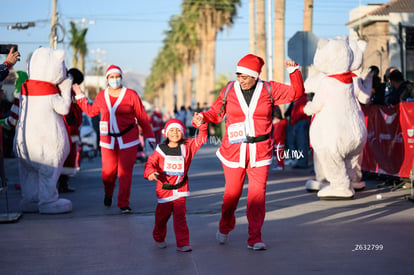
193,54,304,250
144,118,207,252
73,65,155,214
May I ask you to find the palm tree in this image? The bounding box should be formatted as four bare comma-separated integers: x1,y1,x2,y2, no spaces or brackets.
182,0,241,104
249,0,256,54
256,0,267,80
69,21,88,72
274,0,285,83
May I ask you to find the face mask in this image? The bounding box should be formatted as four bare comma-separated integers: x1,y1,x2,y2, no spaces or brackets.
108,77,122,89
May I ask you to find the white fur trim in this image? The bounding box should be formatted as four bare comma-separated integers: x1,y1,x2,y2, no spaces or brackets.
236,66,259,78
287,66,300,74
106,68,122,78
165,123,184,135
75,94,85,100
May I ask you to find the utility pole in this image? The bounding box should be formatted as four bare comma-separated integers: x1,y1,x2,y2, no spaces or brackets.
249,0,256,54
303,0,314,79
49,0,58,49
256,0,267,80
303,0,314,32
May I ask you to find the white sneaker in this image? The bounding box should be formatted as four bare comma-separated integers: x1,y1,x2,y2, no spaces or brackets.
155,241,167,249
216,230,228,244
247,242,267,251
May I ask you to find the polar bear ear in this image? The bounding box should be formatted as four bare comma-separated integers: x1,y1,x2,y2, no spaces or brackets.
53,49,66,62
357,40,367,53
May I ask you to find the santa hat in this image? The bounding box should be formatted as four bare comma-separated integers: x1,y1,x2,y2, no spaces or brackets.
105,65,123,78
162,118,185,137
236,54,264,78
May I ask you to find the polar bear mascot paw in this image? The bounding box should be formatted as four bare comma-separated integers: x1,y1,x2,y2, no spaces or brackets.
317,185,355,200
15,47,73,214
305,180,329,192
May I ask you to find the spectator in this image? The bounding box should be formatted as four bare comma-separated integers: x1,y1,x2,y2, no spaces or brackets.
385,69,413,105
58,68,84,193
185,106,196,137
175,105,186,125
290,94,310,169
272,105,287,171
373,66,397,105
150,106,163,143
368,65,382,105
0,46,20,190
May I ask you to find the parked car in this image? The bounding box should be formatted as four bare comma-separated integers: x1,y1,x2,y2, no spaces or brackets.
80,113,98,160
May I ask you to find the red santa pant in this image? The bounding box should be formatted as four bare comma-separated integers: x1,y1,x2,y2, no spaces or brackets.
219,159,269,246
153,197,189,247
100,144,138,208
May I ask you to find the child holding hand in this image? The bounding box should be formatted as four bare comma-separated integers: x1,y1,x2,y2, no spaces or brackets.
144,118,208,252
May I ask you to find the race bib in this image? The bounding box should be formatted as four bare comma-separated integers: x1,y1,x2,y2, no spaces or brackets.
228,122,247,144
164,156,185,176
100,121,109,135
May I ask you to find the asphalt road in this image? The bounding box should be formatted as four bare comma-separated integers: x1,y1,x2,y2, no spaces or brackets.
1,144,413,275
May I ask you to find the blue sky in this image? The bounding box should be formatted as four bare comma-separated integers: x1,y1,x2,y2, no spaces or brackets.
0,0,388,76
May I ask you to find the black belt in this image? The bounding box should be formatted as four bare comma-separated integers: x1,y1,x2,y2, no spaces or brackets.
162,175,188,190
108,123,135,137
244,134,270,143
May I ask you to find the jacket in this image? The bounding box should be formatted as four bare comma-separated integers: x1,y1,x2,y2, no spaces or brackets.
201,69,304,168
76,87,154,149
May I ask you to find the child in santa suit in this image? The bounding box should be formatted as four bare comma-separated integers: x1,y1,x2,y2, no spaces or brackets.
272,105,287,171
144,118,208,252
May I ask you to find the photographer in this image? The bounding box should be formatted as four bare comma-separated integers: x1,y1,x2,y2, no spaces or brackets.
0,46,20,82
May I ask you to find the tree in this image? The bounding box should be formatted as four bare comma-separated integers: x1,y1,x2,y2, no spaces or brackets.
256,0,267,80
182,0,241,104
274,0,286,83
69,21,88,72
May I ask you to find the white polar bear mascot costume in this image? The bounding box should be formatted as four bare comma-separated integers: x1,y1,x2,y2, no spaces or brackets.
303,36,367,199
14,47,73,213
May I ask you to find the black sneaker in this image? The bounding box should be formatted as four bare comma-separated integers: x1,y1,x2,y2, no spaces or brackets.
104,196,112,207
120,206,132,214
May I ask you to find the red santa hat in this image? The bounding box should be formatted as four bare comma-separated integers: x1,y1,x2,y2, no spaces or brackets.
105,65,123,78
162,118,185,137
236,54,264,78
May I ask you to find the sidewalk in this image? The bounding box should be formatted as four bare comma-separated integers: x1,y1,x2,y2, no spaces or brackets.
1,145,413,275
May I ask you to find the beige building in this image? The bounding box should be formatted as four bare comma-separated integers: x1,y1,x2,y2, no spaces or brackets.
346,0,414,80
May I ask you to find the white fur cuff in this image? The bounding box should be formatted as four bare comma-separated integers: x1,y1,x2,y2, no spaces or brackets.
287,66,300,74
75,94,85,100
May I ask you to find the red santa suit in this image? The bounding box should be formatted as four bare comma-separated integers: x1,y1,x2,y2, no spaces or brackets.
144,119,208,248
61,95,83,175
200,54,304,248
76,65,155,209
272,117,288,168
150,109,163,143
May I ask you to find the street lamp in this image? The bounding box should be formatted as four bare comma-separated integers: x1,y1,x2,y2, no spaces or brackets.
7,22,35,30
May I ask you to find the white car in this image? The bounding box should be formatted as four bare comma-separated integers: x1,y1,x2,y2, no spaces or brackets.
80,113,98,159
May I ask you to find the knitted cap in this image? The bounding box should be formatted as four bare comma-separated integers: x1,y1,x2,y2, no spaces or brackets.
163,118,185,137
105,65,122,78
236,54,264,78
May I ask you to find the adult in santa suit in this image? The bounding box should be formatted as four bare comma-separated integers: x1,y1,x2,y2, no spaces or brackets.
73,65,155,214
193,54,304,250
